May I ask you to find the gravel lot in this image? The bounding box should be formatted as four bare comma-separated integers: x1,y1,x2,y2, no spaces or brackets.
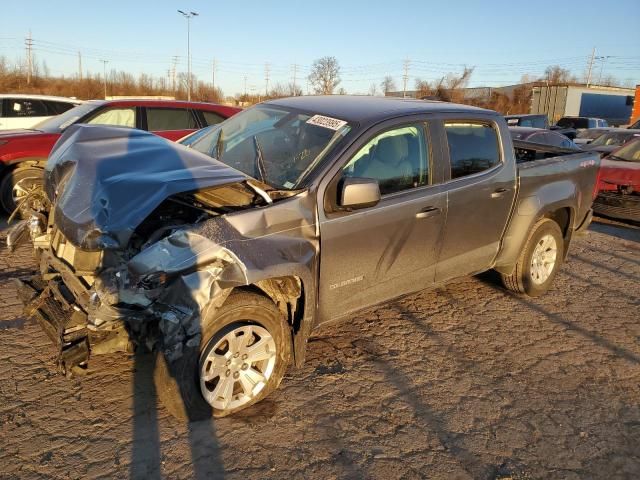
0,217,638,480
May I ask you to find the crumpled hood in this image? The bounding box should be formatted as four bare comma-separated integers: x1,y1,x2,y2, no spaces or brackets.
45,124,249,250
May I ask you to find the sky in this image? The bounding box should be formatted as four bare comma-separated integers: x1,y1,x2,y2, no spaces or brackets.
1,0,639,96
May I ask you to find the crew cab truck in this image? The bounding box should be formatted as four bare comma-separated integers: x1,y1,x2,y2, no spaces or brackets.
11,96,600,420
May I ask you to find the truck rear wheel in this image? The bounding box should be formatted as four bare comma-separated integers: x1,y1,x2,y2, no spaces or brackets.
500,218,564,297
154,290,292,421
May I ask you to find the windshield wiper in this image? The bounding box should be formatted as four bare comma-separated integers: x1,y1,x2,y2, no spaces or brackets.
253,135,267,183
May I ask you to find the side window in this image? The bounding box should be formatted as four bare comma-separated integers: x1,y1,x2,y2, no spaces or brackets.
519,119,534,128
342,125,428,196
445,122,501,179
6,99,48,118
146,108,197,131
87,107,136,128
202,110,225,126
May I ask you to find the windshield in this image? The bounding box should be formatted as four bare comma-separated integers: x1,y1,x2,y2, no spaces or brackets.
590,131,639,147
608,139,640,163
33,102,101,132
189,104,352,189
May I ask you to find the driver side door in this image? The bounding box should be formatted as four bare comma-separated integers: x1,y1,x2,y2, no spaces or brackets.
317,120,448,323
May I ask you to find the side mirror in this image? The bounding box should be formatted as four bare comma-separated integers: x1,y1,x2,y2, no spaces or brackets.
339,177,381,210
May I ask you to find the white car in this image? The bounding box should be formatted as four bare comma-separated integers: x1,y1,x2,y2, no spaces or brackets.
0,94,83,130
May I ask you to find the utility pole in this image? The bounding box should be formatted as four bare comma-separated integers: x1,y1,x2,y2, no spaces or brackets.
243,75,248,97
100,59,108,99
586,47,595,87
212,58,216,92
264,63,270,97
292,63,298,96
178,10,199,101
25,32,33,85
171,55,179,94
597,56,612,86
78,51,83,82
402,58,410,98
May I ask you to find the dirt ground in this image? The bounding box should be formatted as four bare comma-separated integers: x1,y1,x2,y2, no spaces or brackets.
0,217,638,480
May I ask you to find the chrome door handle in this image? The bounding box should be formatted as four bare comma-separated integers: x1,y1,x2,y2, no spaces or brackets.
415,206,441,219
491,188,510,198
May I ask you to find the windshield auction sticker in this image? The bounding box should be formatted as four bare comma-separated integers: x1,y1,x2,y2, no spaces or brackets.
306,114,348,131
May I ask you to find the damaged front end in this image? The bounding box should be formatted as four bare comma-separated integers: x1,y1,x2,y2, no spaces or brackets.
13,125,316,375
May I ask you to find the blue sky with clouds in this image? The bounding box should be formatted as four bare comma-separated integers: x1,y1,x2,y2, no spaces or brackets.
1,0,639,96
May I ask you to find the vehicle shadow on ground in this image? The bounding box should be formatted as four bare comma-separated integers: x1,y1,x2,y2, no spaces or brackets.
130,352,225,479
352,302,519,478
475,271,640,365
589,218,640,244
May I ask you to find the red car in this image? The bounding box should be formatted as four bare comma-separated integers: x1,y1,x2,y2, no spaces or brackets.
594,137,640,222
0,99,240,213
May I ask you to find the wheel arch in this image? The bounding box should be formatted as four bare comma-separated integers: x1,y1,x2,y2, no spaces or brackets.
221,274,309,367
494,202,576,275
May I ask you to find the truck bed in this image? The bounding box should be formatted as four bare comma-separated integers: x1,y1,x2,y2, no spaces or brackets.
515,140,600,229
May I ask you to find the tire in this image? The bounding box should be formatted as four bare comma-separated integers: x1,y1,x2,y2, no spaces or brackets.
0,166,44,215
500,218,564,297
155,290,292,421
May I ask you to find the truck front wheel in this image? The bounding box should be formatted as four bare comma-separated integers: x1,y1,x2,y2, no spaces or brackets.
501,218,564,297
154,291,292,421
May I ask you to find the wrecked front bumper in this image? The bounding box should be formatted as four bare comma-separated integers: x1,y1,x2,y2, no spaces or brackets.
14,275,92,375
14,248,133,375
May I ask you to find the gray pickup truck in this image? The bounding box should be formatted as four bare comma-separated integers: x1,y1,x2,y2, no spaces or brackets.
11,96,600,420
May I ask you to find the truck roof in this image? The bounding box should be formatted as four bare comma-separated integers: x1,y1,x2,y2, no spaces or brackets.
266,95,493,124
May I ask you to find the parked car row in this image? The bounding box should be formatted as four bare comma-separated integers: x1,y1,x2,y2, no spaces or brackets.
0,98,241,213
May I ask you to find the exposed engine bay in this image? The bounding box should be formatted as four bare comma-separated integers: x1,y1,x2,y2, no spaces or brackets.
9,125,313,375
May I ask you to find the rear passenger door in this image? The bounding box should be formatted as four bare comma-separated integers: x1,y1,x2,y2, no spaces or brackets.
434,117,517,283
144,107,199,141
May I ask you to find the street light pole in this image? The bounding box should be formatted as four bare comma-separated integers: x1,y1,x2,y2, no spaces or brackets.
100,59,109,99
178,9,199,101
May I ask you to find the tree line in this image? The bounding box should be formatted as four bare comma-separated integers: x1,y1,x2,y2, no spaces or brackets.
0,54,627,115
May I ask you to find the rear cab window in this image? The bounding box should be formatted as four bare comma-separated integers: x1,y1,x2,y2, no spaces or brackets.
444,122,501,179
146,108,198,131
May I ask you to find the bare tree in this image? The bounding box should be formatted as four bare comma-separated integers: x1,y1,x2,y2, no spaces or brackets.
368,83,378,96
433,66,475,102
338,87,347,95
414,78,431,98
543,65,575,85
308,56,341,95
268,82,303,98
380,75,396,95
